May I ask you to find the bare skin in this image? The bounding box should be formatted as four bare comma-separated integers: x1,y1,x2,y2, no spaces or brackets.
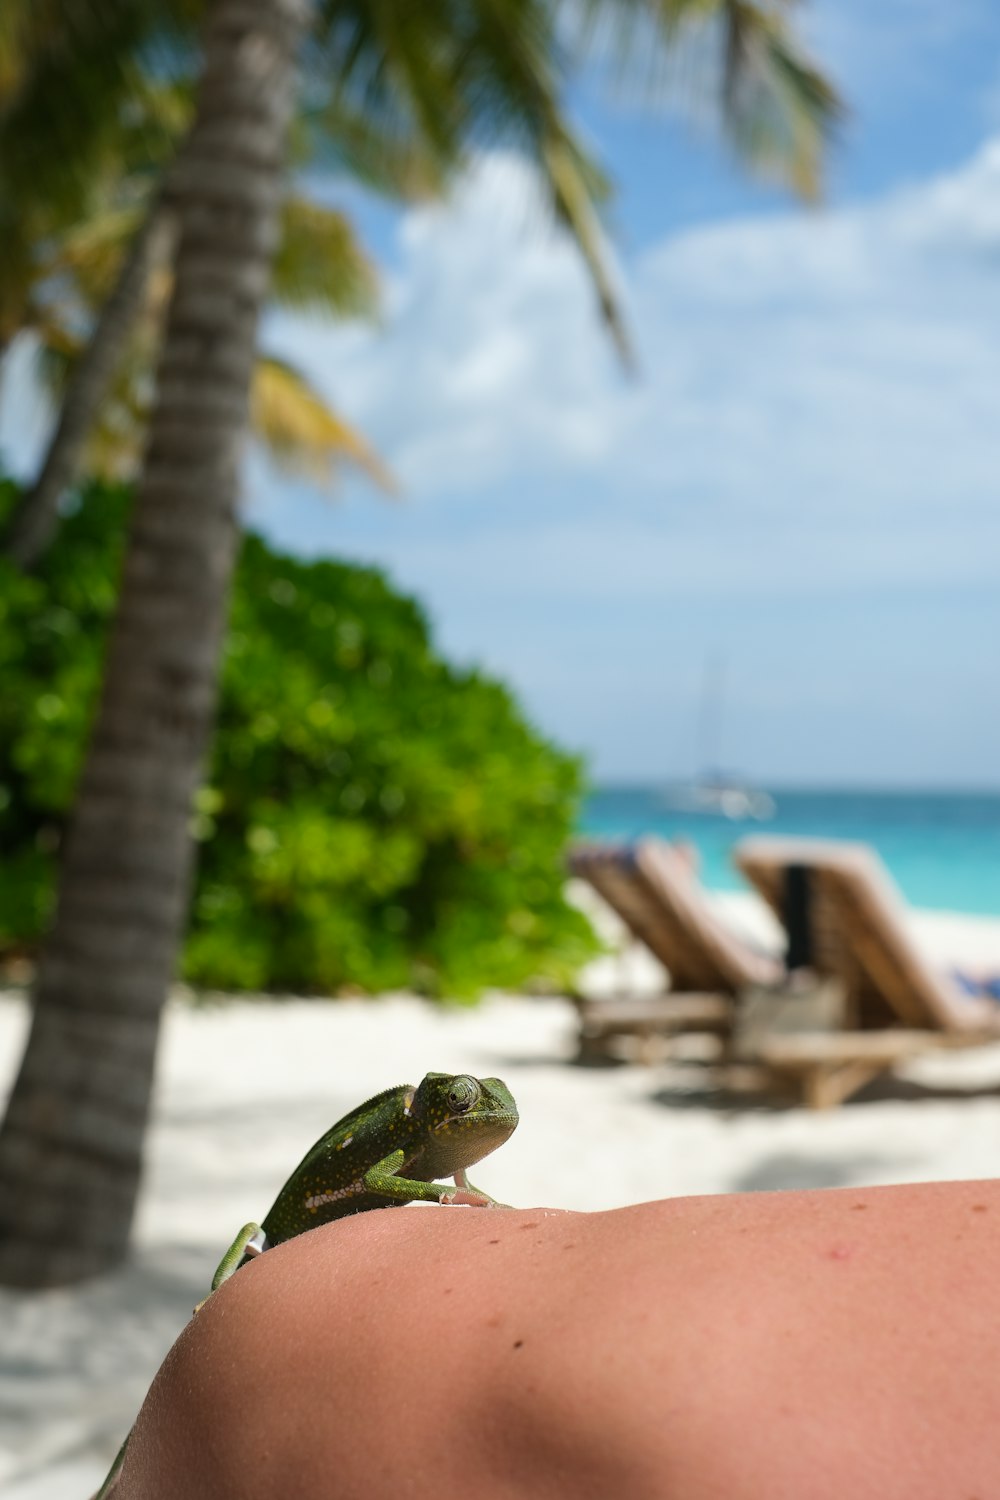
119,1178,1000,1499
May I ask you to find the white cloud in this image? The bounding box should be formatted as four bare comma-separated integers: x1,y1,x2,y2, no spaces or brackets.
2,125,994,782
264,139,1000,587
267,154,628,497
256,137,1000,781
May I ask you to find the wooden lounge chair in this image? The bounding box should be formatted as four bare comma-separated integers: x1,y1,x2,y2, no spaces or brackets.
733,836,1000,1107
568,838,781,1062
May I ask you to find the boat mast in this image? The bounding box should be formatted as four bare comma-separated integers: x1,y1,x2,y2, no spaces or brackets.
698,651,726,782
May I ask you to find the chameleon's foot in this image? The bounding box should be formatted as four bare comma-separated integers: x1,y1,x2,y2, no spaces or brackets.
441,1186,495,1208
447,1171,511,1209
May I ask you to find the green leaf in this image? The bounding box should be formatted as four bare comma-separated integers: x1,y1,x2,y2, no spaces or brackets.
0,473,599,998
273,195,380,319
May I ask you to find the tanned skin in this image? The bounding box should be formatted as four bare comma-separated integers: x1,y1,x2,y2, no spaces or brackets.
119,1178,1000,1500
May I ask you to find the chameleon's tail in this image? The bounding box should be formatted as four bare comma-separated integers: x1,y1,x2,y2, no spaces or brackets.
92,1430,129,1499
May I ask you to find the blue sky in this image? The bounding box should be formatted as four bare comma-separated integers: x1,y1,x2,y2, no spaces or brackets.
4,2,1000,787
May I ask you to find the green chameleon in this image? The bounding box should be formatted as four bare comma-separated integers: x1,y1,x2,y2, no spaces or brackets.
95,1071,518,1498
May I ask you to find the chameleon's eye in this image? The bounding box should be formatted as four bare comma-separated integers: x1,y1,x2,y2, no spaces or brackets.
447,1076,480,1113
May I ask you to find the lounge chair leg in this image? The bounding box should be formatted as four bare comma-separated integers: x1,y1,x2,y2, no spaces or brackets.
802,1062,881,1110
576,1029,609,1065
637,1030,660,1065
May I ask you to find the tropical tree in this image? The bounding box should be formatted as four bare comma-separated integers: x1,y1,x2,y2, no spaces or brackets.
0,0,839,1287
0,79,392,568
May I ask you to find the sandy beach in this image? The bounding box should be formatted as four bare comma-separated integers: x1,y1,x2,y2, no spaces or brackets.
3,887,1000,1499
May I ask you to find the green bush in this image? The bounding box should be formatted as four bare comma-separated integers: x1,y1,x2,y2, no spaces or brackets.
0,477,598,996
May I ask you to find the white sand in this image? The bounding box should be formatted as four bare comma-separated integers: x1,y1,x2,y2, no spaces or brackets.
3,887,1000,1497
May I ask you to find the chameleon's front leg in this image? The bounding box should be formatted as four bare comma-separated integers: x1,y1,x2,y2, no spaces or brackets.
363,1152,504,1208
454,1167,510,1208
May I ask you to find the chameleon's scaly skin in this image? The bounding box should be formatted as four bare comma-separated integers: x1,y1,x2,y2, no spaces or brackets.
259,1071,518,1245
94,1072,517,1499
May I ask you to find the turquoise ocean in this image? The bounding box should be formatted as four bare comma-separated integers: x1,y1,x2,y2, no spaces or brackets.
579,788,1000,919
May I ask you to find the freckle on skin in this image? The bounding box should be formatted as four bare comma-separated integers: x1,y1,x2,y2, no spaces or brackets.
972,1205,988,1213
520,1222,539,1231
562,1243,577,1250
851,1204,868,1212
488,1239,501,1245
826,1245,853,1262
512,1340,524,1350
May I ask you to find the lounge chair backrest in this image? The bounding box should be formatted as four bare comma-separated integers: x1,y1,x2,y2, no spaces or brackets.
570,838,778,993
734,836,994,1032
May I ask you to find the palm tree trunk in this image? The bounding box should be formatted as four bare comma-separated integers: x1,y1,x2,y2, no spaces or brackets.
0,0,305,1288
3,200,178,572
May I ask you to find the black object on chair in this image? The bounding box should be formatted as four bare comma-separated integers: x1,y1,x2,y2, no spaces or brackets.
783,863,814,972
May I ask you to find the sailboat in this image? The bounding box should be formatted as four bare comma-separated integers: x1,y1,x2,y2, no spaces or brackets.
659,655,775,821
664,774,775,821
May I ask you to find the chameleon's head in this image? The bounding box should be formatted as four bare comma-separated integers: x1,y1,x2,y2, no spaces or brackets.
410,1072,519,1177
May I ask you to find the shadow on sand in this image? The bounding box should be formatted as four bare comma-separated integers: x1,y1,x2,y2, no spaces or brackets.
731,1152,900,1193
644,1067,1000,1115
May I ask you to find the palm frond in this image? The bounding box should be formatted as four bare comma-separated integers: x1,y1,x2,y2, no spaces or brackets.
317,0,633,358
541,128,631,366
720,1,841,198
454,0,632,361
325,3,467,166
48,201,148,303
299,91,449,202
273,197,380,320
0,24,188,352
34,341,397,495
0,1,183,225
252,356,396,494
562,0,841,195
